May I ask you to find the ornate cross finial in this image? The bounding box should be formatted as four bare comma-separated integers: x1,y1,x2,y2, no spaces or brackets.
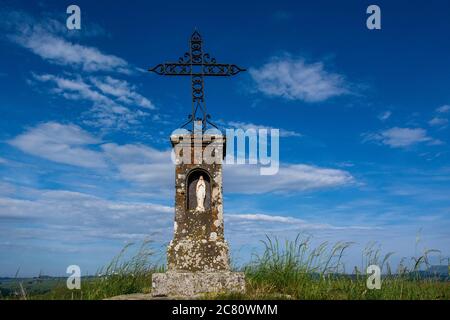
149,31,246,132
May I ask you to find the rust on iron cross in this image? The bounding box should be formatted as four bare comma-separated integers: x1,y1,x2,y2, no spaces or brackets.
149,31,246,132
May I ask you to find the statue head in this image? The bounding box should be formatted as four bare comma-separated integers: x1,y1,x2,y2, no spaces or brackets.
199,175,204,181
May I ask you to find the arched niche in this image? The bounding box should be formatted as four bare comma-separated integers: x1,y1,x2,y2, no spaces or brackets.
187,169,211,211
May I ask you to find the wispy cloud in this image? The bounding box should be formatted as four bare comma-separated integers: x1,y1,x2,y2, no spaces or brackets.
7,122,173,191
249,55,350,102
2,10,132,73
31,73,153,130
101,143,172,189
2,8,155,131
436,105,450,113
226,121,302,137
428,117,448,127
226,213,375,230
90,76,154,109
378,111,392,121
32,73,114,106
428,105,449,128
0,187,173,270
225,163,354,194
8,122,107,169
0,189,171,222
363,127,442,148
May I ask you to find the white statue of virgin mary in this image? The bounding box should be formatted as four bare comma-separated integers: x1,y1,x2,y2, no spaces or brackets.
195,175,206,212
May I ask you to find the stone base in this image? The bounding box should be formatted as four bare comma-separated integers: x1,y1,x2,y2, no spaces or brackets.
151,271,245,297
167,239,229,271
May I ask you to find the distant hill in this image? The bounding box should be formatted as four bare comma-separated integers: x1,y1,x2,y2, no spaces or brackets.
427,265,449,276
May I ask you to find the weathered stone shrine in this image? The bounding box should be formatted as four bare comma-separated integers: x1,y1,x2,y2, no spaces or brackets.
149,31,246,297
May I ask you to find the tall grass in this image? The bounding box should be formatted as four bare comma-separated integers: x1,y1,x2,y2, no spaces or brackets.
35,238,162,300
218,234,449,300
239,235,354,298
26,234,449,300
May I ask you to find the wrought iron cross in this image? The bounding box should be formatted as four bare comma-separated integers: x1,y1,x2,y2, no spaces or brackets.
149,31,246,132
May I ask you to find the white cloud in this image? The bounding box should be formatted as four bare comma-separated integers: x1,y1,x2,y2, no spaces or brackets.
436,105,450,113
378,111,392,121
90,76,155,109
33,73,114,106
0,189,173,246
227,121,302,137
8,122,107,169
428,105,450,127
226,213,374,230
428,117,448,127
6,122,174,195
0,181,16,196
11,134,353,193
32,73,152,130
8,122,353,195
9,123,351,194
17,33,130,73
0,189,171,220
7,122,175,189
31,133,352,194
249,55,349,102
102,143,173,189
363,127,441,148
228,213,300,224
224,163,354,194
101,143,169,164
4,11,131,73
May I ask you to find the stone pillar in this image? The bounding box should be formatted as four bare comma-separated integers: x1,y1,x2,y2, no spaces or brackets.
151,128,245,297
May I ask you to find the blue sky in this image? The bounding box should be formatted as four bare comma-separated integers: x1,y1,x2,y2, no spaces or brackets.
0,0,449,276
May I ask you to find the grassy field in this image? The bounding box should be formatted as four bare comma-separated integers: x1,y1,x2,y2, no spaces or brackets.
1,235,449,300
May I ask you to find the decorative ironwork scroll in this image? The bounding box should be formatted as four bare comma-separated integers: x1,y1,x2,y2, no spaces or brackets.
149,31,246,132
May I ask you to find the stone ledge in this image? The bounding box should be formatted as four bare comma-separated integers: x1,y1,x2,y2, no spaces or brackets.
152,271,245,297
105,293,201,300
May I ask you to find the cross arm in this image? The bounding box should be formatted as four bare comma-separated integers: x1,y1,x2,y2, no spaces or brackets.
149,63,246,76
